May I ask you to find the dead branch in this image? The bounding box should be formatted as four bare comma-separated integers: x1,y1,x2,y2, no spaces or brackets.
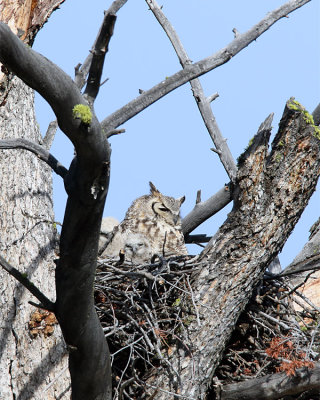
146,0,237,182
216,364,320,400
84,13,116,105
42,120,58,150
0,138,68,178
101,0,311,132
74,0,128,89
182,183,232,235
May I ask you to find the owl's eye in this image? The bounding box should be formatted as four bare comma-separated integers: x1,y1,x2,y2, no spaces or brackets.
158,206,169,212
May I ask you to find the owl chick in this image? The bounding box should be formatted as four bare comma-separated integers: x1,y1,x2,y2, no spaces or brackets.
101,182,188,263
123,233,152,264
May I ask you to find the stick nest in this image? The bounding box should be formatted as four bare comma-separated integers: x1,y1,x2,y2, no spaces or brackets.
94,257,320,399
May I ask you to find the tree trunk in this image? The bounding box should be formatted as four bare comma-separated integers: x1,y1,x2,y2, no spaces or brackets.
0,76,70,399
0,2,70,398
146,102,320,398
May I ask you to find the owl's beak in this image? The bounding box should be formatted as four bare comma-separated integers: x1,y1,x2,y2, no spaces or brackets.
173,215,179,225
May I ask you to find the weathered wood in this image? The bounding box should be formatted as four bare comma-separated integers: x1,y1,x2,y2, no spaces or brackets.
146,0,238,182
146,102,320,398
216,363,320,400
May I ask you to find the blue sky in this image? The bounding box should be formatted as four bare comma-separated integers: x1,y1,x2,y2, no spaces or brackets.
33,0,320,266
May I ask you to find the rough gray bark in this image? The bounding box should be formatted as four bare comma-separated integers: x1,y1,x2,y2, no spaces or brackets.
0,77,69,399
145,103,320,398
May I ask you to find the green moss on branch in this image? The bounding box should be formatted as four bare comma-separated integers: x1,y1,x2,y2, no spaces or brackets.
72,104,92,125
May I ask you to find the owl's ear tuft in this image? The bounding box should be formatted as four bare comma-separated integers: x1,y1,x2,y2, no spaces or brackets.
178,195,185,205
149,182,160,195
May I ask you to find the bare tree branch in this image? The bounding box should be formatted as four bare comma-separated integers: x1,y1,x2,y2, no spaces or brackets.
101,0,311,132
47,2,126,150
182,183,232,236
0,255,55,311
0,20,113,399
0,138,68,178
216,363,320,400
84,14,117,105
74,0,128,89
146,0,237,182
42,120,58,150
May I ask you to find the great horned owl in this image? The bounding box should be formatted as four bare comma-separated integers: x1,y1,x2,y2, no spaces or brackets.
101,182,188,263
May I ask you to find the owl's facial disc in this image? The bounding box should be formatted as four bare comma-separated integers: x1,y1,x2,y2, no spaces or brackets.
152,201,178,226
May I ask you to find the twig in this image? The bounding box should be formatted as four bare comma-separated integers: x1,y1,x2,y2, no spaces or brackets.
207,92,219,103
0,255,55,311
256,310,291,331
103,264,157,281
105,128,125,138
283,270,314,297
42,365,69,394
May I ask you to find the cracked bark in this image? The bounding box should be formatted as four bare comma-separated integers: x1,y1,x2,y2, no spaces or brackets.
0,76,70,400
146,103,320,398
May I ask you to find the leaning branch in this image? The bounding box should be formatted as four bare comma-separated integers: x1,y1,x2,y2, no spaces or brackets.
101,0,310,131
146,0,237,182
0,138,68,178
0,255,55,311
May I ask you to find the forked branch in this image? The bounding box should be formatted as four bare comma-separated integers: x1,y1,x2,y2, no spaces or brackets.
101,0,311,131
75,0,128,89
